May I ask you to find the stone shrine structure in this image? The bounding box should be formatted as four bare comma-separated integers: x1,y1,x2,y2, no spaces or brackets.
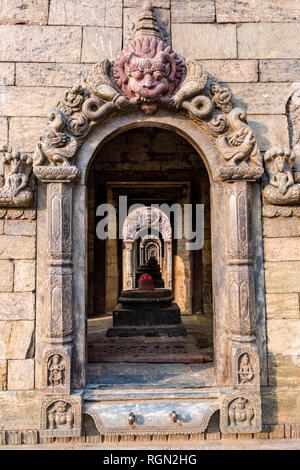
0,0,300,446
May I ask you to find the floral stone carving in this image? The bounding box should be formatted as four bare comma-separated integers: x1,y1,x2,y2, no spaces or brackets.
263,147,300,217
0,151,34,207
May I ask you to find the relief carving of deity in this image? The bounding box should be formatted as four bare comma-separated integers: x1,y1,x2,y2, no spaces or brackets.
47,354,65,387
263,147,300,205
47,401,74,430
238,353,254,384
228,397,254,428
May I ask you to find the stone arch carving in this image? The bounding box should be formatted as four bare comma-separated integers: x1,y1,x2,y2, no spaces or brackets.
3,0,267,437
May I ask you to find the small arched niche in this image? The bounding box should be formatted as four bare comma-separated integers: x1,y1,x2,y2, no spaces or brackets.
86,126,214,372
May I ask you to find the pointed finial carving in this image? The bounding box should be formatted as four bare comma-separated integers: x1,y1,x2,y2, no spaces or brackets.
135,0,161,39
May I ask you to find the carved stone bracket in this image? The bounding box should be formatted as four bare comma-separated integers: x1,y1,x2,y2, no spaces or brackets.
220,392,262,434
40,394,82,438
0,151,34,208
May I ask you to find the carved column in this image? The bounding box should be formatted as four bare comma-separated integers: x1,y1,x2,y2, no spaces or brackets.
221,179,262,434
123,241,135,290
34,166,82,437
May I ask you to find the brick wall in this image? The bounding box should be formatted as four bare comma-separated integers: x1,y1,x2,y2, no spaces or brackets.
0,0,299,423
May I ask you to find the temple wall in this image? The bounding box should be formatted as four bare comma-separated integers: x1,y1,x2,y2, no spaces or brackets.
0,0,300,435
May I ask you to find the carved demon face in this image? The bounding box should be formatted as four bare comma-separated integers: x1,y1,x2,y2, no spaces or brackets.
113,37,184,114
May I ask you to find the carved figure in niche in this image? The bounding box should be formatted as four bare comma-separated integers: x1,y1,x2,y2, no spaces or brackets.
47,401,74,430
34,109,78,166
238,353,254,384
113,2,184,115
263,147,300,205
48,354,65,387
228,397,254,427
0,151,34,207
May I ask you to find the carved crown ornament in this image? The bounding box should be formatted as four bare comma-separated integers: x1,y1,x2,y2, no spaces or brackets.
0,0,272,205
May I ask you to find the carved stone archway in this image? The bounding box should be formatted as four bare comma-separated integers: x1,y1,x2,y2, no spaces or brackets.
2,1,267,436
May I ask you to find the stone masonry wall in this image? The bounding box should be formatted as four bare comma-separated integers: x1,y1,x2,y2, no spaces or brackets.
0,0,300,425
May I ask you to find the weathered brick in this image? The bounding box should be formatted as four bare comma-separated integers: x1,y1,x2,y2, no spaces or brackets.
0,235,35,259
200,60,258,83
229,83,296,114
268,354,300,387
171,0,215,23
14,260,35,292
264,217,300,238
0,87,64,117
264,237,300,262
81,27,122,62
124,7,170,45
4,220,36,236
0,260,13,292
0,321,34,359
0,63,15,86
248,115,289,152
7,359,34,390
266,293,300,320
0,25,82,62
216,0,300,23
0,117,8,151
0,0,49,25
105,0,123,28
0,359,6,390
172,24,237,59
260,60,300,83
267,319,300,356
9,117,46,152
0,292,35,320
265,261,300,293
49,0,105,26
124,0,170,6
16,63,93,87
238,23,300,59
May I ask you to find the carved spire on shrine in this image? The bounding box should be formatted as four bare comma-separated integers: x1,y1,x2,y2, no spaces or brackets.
135,1,161,40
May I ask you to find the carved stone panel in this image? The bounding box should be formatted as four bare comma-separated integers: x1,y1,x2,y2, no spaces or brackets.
227,267,256,338
263,147,300,217
42,346,71,394
40,395,82,438
231,344,260,390
0,151,34,208
220,392,262,434
227,182,254,261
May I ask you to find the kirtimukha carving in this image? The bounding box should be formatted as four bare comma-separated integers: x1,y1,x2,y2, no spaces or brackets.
0,151,34,207
229,397,254,427
48,400,74,430
263,147,300,217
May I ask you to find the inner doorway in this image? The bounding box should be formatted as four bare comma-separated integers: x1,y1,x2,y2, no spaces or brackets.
86,127,214,385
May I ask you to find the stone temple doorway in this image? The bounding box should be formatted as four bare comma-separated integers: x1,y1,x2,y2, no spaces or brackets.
86,127,214,382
